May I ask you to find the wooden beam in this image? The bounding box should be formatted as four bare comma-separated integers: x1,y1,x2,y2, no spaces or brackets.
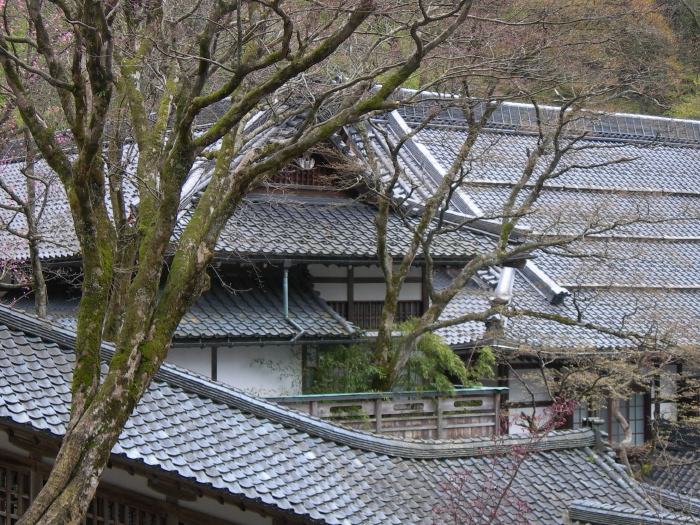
421,266,429,314
313,276,422,284
347,266,355,323
211,346,218,381
3,426,59,457
148,476,199,502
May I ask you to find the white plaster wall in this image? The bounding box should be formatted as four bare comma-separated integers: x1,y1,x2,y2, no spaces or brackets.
656,402,677,420
353,265,421,278
509,406,549,435
0,430,30,457
166,346,302,396
508,369,551,403
354,282,387,301
353,282,421,301
217,345,302,396
399,282,422,301
661,364,678,398
166,347,212,378
313,282,346,301
310,264,422,302
506,368,553,435
654,363,678,421
102,467,165,501
353,266,382,278
307,264,347,278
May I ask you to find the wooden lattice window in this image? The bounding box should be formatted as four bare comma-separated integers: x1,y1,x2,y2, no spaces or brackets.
0,452,240,525
85,495,168,525
272,163,335,186
328,301,423,329
0,465,31,525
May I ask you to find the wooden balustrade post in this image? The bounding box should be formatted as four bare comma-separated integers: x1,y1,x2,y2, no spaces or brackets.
436,397,444,440
375,398,383,434
494,392,501,436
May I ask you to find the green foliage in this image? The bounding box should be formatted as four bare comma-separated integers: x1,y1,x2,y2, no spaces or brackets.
310,320,494,394
666,79,700,119
310,343,383,394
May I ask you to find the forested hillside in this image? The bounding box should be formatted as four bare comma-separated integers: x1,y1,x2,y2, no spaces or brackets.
588,0,700,117
658,0,700,117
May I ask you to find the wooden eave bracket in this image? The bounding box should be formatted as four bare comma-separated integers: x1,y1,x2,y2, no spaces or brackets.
3,425,60,457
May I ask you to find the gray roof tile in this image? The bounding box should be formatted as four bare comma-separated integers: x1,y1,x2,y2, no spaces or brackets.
204,194,494,262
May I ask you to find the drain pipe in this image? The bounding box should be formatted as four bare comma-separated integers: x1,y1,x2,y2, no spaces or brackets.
283,260,306,343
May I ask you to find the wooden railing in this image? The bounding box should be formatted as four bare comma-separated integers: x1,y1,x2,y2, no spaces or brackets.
268,388,507,440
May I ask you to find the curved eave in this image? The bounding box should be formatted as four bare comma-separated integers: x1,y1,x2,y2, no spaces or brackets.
169,335,364,348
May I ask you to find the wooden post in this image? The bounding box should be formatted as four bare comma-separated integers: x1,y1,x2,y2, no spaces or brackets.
494,392,502,436
29,452,43,504
375,398,383,434
310,401,318,417
347,266,355,323
167,512,179,525
166,496,179,525
211,346,218,381
421,266,429,314
436,397,444,440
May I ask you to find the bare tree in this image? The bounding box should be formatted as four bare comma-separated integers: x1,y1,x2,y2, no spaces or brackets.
0,109,52,317
0,0,488,522
0,0,686,522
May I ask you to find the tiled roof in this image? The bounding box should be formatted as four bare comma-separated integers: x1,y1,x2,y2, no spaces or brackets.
207,194,495,262
464,185,700,238
647,449,700,498
8,267,355,342
394,97,700,146
0,307,670,524
374,111,700,283
0,172,494,267
414,128,700,194
0,110,304,262
440,268,700,350
356,101,700,351
534,240,700,288
0,159,81,260
505,275,642,350
433,269,490,346
645,425,700,499
568,500,697,525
